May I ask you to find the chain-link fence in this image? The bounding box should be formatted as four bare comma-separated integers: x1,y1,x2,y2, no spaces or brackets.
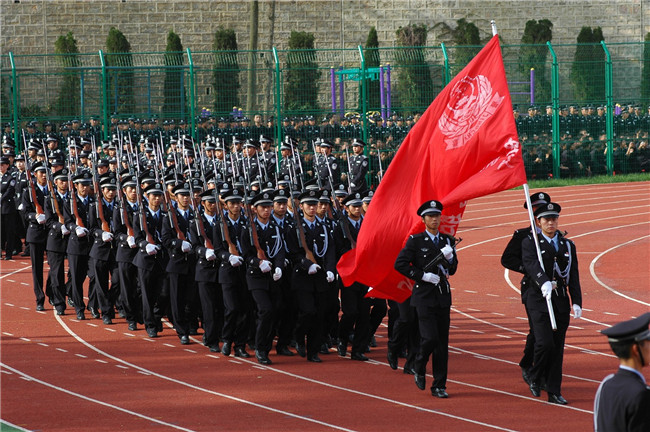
3,41,650,188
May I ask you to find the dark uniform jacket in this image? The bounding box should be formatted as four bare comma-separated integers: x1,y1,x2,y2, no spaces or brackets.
241,218,285,290
521,231,582,313
215,214,248,285
285,216,336,289
88,198,117,262
133,207,167,271
113,199,139,263
161,207,196,275
314,154,341,189
22,185,49,244
348,153,369,192
394,232,458,308
595,368,650,432
1,171,17,214
44,191,69,253
63,192,94,256
190,211,220,283
333,216,366,292
501,226,538,304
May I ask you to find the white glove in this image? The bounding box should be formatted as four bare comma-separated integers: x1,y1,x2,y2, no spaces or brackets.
440,244,454,260
421,272,440,284
573,304,582,319
228,254,244,267
181,240,192,253
35,213,46,224
259,260,272,273
60,224,70,235
350,182,356,188
126,235,136,248
273,267,282,281
541,281,553,300
18,203,24,211
307,263,321,275
75,226,88,237
102,231,113,242
326,271,335,283
145,243,158,255
205,248,217,261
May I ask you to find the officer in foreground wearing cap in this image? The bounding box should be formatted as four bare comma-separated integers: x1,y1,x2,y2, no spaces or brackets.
394,200,458,398
501,191,552,386
521,202,582,405
594,312,650,431
348,138,369,193
44,168,70,315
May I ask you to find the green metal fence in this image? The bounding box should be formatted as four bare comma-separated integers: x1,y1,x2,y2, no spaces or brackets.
2,41,650,187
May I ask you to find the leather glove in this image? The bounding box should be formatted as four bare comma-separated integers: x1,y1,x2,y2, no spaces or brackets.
272,267,282,281
259,260,272,273
326,271,335,283
35,213,46,224
145,243,158,256
60,224,70,235
228,254,244,267
573,304,582,319
541,281,553,300
307,263,321,275
127,236,136,248
102,231,114,242
205,248,217,261
440,244,454,260
75,226,88,237
421,272,440,284
181,240,192,253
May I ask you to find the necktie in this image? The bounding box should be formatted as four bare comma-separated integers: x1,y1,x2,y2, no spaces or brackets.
552,238,558,251
433,236,439,247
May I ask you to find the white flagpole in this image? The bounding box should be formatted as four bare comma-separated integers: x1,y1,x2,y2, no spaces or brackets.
491,20,497,36
523,183,558,330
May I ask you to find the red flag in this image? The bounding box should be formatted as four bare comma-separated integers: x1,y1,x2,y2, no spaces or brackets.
337,35,526,302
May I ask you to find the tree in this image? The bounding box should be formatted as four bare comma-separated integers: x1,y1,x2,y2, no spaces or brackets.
641,32,650,106
361,27,381,112
162,30,187,119
213,26,240,115
451,19,481,75
394,24,434,114
570,26,605,104
54,32,81,118
105,27,135,115
284,31,321,114
519,19,553,105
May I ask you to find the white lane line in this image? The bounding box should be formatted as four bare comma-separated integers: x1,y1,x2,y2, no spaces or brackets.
4,303,15,306
589,235,650,307
163,343,176,348
75,354,87,359
142,338,155,343
54,315,361,432
183,349,197,354
603,312,619,316
0,264,33,279
19,306,29,310
470,330,484,334
0,363,198,432
105,328,116,332
7,279,16,283
87,323,98,327
0,419,30,432
36,311,46,315
487,293,500,297
95,359,108,364
56,348,67,353
2,332,14,336
20,282,29,286
464,291,478,294
115,365,128,370
124,333,135,337
206,354,219,359
37,343,49,347
496,334,511,339
491,312,505,316
19,337,31,342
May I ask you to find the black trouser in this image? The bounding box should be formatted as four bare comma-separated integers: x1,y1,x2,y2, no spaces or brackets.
168,272,193,337
221,282,252,348
1,212,17,257
274,275,297,350
414,304,450,390
118,261,140,325
29,241,51,307
528,307,569,394
92,257,115,318
68,253,89,313
368,298,388,339
338,285,371,354
520,303,536,370
295,289,327,357
138,265,164,331
197,281,222,347
46,250,67,310
322,280,340,344
250,288,276,353
388,297,419,368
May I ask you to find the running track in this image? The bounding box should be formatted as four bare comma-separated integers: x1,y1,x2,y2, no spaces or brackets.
2,182,649,431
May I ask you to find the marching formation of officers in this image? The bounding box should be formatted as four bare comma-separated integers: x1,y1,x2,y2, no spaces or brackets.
1,131,379,367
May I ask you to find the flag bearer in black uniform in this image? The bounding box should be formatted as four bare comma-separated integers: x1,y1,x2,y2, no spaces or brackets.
333,191,370,361
394,200,458,398
347,138,369,193
521,202,582,405
133,183,167,338
241,191,286,365
500,191,551,385
285,189,337,363
23,161,53,311
594,313,650,432
88,174,119,325
113,174,141,331
64,171,95,320
216,186,252,358
190,190,222,352
161,182,197,345
44,168,70,315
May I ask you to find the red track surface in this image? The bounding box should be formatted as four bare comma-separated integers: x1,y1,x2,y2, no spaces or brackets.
2,182,649,431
